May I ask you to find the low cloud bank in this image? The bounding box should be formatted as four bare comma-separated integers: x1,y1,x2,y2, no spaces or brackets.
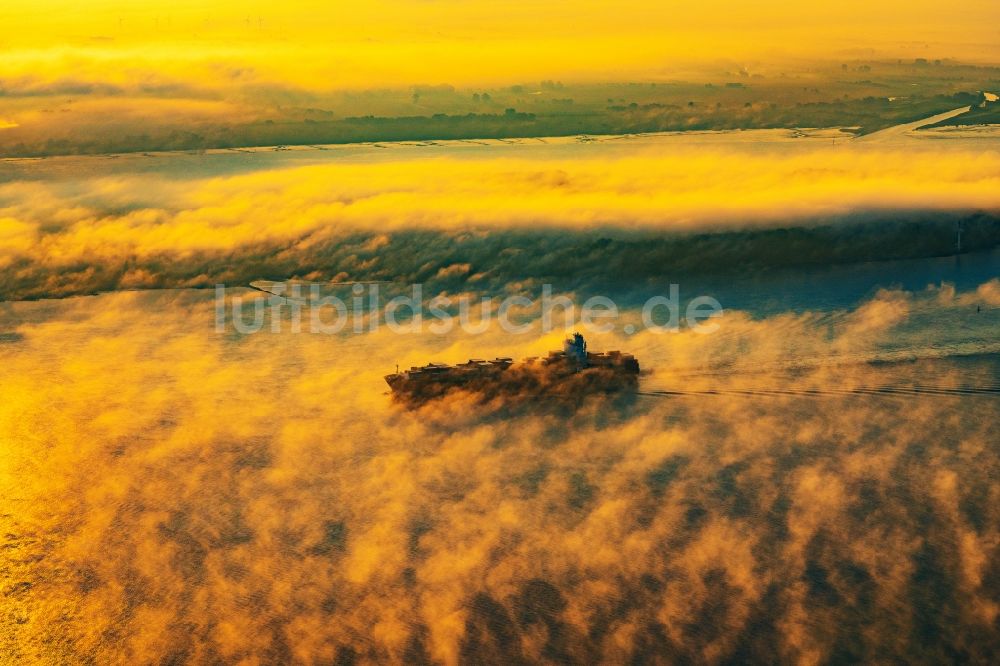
2,146,999,300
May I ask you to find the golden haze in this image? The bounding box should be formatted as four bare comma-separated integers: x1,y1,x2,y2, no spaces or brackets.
1,1,998,90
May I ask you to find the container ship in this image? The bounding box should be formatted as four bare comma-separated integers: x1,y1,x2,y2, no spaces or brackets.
385,333,640,403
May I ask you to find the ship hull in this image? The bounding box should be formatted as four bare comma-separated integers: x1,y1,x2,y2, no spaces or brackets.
386,351,639,405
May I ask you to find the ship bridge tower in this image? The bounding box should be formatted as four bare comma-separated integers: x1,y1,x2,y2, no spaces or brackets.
564,332,588,369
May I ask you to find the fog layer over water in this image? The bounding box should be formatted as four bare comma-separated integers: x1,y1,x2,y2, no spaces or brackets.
2,130,999,300
2,267,999,662
2,128,1000,663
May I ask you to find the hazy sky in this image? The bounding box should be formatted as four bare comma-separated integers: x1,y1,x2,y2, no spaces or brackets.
1,1,998,89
